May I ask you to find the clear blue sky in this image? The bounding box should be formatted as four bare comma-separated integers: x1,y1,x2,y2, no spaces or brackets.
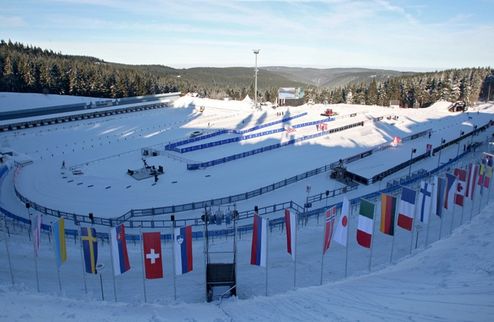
1,0,493,71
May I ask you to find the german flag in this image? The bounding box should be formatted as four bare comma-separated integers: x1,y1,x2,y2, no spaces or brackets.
380,194,397,236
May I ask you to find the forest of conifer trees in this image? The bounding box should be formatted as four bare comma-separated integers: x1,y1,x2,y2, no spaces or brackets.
1,40,492,107
306,67,493,108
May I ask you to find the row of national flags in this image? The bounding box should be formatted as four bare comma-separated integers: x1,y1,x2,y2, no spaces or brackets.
31,221,194,279
249,156,493,263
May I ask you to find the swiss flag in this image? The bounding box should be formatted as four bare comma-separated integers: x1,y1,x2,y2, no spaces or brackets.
454,168,467,206
143,232,163,279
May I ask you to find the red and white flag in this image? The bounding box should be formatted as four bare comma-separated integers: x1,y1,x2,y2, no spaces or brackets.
284,208,296,261
454,168,467,206
142,232,163,279
333,197,350,247
322,206,337,255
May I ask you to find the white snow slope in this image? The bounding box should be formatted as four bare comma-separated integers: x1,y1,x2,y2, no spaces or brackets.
1,200,493,321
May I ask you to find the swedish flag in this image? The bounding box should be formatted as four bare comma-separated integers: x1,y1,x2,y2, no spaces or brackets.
81,227,98,274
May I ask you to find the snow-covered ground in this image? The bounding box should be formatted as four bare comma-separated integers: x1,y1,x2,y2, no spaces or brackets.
1,93,494,321
1,192,493,321
0,92,107,112
5,94,494,218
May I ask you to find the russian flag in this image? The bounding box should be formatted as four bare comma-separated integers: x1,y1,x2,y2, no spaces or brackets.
110,224,131,276
285,208,296,260
174,226,193,275
397,187,416,231
250,214,267,267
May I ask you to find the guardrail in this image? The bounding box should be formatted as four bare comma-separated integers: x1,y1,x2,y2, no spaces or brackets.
164,112,308,152
329,128,432,170
186,120,365,170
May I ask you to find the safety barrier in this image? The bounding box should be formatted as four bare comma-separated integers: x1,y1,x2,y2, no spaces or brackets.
186,120,364,170
176,114,333,154
164,112,308,152
329,128,432,170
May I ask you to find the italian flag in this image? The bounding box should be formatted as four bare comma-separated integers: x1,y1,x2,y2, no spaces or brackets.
357,199,375,248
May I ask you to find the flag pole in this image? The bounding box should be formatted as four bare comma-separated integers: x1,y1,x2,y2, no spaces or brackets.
409,191,418,255
470,180,477,223
293,211,297,289
425,181,435,247
139,228,147,303
171,216,177,301
78,225,88,295
449,203,456,236
479,181,485,216
319,209,327,285
32,216,40,293
109,227,118,302
51,224,63,294
265,218,269,296
368,200,377,272
390,197,398,264
460,199,465,225
2,212,14,285
438,204,444,240
344,203,350,278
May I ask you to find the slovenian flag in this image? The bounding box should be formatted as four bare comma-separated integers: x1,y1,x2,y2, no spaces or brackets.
397,187,416,231
357,199,375,248
444,173,457,209
52,218,67,268
285,208,296,260
174,225,193,275
110,224,131,276
250,214,267,267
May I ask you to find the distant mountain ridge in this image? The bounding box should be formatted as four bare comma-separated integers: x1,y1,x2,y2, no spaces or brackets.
262,66,409,88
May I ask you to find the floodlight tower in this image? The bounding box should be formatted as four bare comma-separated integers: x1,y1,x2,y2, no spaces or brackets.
253,49,260,109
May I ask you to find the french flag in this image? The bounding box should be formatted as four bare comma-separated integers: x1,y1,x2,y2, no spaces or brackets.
285,208,296,261
110,224,131,276
397,187,416,231
174,226,193,275
250,214,267,267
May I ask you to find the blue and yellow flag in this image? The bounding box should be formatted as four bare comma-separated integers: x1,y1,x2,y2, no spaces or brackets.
52,218,67,267
81,227,98,274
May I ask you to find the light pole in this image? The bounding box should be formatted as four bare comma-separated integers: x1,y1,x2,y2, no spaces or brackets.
437,138,446,168
457,131,464,157
470,125,477,149
408,148,417,177
253,49,260,109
